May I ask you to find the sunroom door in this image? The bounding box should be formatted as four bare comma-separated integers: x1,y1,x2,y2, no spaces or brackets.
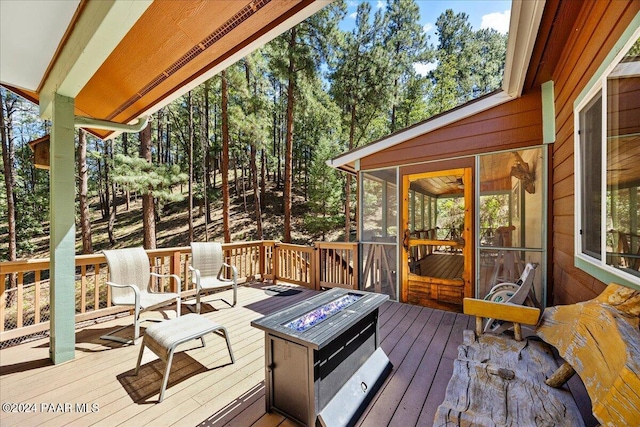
402,168,473,311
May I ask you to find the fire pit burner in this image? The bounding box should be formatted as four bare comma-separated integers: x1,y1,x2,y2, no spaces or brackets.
252,288,391,427
283,293,363,332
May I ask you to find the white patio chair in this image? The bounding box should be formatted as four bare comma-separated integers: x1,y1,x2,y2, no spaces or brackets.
189,242,238,313
483,262,539,335
101,247,181,344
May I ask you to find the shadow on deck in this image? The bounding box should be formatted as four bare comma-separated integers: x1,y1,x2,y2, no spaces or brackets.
0,282,594,426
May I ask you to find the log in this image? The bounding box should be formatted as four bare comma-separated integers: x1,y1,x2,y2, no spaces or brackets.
536,283,640,427
434,330,584,427
545,361,576,388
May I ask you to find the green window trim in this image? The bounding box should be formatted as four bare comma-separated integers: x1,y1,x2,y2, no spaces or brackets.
573,17,640,290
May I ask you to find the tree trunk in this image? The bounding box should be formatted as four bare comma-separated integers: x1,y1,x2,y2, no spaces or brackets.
272,83,278,184
78,129,93,253
188,91,195,242
390,77,399,133
140,123,156,249
277,83,283,187
242,159,247,212
261,149,266,210
345,102,357,242
221,70,231,243
304,147,309,201
157,108,163,164
213,102,218,191
251,145,263,239
102,140,117,245
107,139,117,245
204,79,213,228
123,132,130,211
283,27,296,243
1,90,17,296
233,153,239,196
96,140,107,218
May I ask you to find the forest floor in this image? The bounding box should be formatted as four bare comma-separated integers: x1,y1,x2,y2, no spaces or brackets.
24,179,347,259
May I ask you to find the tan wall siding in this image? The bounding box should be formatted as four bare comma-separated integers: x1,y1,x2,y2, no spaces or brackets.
361,91,542,170
550,0,639,304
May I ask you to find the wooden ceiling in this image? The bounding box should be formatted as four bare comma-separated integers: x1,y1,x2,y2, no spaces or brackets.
607,74,639,188
408,150,538,197
83,0,315,138
5,0,318,139
410,175,465,197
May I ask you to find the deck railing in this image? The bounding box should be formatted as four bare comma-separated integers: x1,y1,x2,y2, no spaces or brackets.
0,240,358,344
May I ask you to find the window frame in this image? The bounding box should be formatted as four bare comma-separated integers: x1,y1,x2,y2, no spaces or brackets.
574,25,640,287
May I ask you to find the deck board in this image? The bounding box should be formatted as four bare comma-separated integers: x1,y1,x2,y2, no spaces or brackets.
0,283,594,426
414,253,464,280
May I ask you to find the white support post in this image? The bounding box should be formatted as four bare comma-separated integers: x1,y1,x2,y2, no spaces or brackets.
49,93,76,364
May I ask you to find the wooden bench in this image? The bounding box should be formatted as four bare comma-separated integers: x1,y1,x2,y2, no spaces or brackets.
436,283,640,427
434,299,584,426
537,283,640,427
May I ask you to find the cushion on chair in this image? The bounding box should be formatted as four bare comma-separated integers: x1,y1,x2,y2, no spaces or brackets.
197,276,232,290
104,247,151,305
139,290,180,310
190,242,224,281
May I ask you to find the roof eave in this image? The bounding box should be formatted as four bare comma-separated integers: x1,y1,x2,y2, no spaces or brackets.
502,0,546,97
328,90,513,170
115,0,332,140
38,0,153,119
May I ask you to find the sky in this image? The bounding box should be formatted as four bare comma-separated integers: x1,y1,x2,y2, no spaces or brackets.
341,0,512,75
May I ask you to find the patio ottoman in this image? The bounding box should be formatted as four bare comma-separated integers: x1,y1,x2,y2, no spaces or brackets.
134,313,235,402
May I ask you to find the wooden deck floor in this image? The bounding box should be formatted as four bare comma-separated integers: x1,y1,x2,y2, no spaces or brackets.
0,283,595,426
414,253,464,280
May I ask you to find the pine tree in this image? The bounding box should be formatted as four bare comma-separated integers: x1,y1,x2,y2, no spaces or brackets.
78,128,93,254
0,89,16,264
221,70,231,243
268,3,343,242
383,0,430,133
330,2,391,240
427,10,506,114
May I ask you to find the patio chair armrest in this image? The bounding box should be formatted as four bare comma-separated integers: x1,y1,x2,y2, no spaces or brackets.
219,263,238,284
485,283,519,300
106,281,140,305
150,272,182,294
487,282,519,292
106,280,139,290
189,266,202,289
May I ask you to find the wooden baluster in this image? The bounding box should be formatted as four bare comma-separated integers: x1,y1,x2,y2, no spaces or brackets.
259,243,265,279
0,273,6,332
170,251,181,293
95,264,101,310
34,270,41,323
102,264,110,308
80,265,87,313
17,272,23,328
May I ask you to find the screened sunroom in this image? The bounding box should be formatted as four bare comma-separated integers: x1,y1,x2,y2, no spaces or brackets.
330,88,552,312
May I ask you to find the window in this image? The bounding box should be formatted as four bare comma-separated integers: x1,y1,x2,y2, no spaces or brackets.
478,147,546,305
576,32,640,281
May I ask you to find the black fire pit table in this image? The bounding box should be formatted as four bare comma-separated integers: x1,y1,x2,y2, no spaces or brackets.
251,288,392,427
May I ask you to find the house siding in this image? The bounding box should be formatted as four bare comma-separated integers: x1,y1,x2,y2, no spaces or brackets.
550,0,639,304
352,0,639,307
360,90,543,170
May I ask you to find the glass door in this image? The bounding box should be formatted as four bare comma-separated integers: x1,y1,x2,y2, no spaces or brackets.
402,168,473,311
